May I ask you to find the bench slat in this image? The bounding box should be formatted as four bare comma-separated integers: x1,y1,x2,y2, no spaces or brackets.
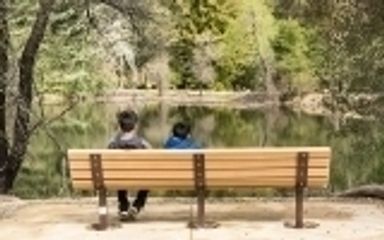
70,168,328,180
69,154,328,161
69,158,329,170
68,148,331,160
72,178,327,190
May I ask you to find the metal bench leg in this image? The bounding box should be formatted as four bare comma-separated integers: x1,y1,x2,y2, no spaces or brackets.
295,184,304,228
197,188,205,227
194,153,206,228
90,154,108,230
98,188,108,230
189,154,219,229
92,188,108,230
295,152,308,228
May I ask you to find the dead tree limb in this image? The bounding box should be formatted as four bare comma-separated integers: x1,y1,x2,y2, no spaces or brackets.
338,184,384,200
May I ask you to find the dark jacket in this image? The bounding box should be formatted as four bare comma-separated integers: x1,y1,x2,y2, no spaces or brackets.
108,132,151,149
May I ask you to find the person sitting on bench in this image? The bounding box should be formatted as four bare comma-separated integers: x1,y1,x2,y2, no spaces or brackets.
108,109,152,221
164,122,200,149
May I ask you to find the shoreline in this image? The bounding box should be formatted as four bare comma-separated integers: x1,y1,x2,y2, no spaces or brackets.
40,89,375,120
40,89,319,111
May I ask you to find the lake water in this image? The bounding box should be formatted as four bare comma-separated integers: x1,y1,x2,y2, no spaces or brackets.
14,102,384,197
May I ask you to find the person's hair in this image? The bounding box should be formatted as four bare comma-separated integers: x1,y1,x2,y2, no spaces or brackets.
172,122,191,140
117,109,138,132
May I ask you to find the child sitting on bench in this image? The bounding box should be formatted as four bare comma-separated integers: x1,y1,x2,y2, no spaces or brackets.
164,122,200,149
108,109,151,221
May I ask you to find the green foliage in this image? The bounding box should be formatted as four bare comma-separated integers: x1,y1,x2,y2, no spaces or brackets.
289,0,384,95
272,19,317,94
167,0,234,89
215,0,262,90
215,0,317,92
9,1,110,97
10,0,384,94
36,2,109,96
167,0,233,36
168,37,196,88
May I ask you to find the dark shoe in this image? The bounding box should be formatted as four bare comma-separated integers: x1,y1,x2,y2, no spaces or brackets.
127,207,138,221
119,211,130,222
119,207,138,222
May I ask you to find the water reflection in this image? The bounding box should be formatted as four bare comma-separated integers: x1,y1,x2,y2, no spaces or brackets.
14,102,384,197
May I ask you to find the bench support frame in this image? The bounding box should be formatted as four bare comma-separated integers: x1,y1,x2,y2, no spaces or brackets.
90,154,108,231
78,150,316,230
295,152,308,228
194,153,206,227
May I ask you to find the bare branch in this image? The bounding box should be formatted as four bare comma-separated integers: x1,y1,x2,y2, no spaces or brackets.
28,100,79,136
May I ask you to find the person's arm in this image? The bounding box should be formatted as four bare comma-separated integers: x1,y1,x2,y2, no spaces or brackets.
190,138,202,149
163,137,172,149
107,135,118,149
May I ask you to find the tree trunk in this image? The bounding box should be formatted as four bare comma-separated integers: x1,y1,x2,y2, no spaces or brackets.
259,106,280,147
0,0,11,193
260,56,279,103
3,0,55,192
250,9,280,104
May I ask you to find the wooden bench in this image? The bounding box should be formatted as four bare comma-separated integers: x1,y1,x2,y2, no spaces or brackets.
68,147,331,230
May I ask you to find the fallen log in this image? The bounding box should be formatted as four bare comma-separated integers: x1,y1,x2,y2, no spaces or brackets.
338,184,384,200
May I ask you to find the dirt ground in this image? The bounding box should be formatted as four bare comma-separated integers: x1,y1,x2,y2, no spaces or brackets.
1,196,384,240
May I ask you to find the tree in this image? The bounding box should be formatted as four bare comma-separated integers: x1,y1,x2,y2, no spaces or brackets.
0,0,55,193
251,0,279,102
214,1,313,98
0,0,10,193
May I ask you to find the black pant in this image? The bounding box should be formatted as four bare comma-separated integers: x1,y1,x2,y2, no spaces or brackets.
117,190,149,212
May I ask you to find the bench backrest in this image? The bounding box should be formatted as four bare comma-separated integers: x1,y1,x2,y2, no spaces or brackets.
68,147,331,190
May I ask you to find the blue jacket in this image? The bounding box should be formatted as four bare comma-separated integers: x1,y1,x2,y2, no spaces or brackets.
164,136,200,149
